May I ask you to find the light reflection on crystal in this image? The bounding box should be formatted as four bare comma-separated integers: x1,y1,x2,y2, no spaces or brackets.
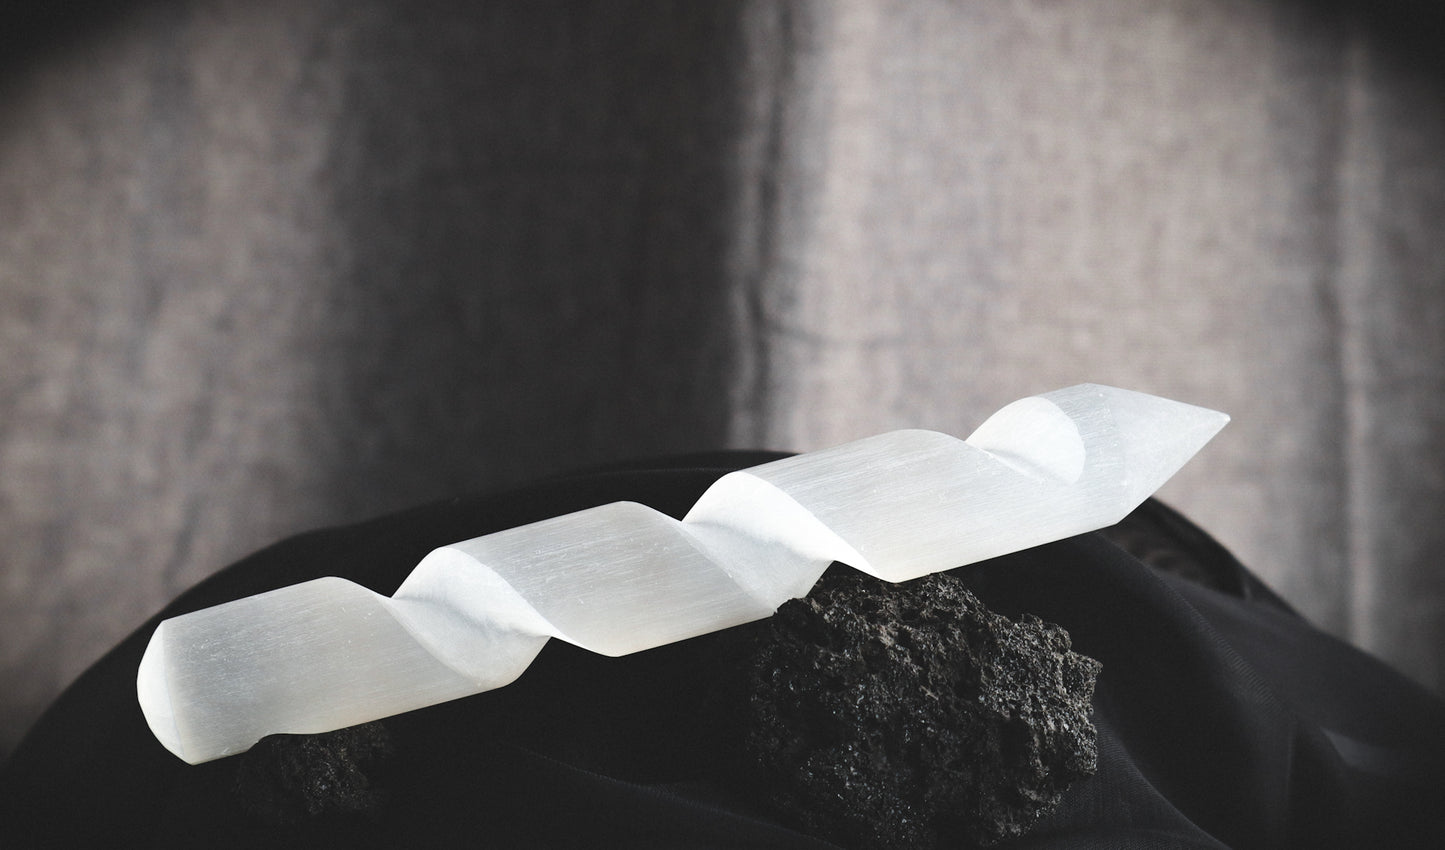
137,384,1227,764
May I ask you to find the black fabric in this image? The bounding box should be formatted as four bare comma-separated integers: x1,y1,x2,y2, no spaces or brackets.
2,455,1442,847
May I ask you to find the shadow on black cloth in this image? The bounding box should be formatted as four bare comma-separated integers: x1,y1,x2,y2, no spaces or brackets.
2,454,1443,847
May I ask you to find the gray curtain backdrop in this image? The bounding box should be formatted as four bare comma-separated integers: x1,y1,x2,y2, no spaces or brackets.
2,0,1442,760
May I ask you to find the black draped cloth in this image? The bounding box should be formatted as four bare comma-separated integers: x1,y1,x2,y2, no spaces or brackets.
2,455,1442,847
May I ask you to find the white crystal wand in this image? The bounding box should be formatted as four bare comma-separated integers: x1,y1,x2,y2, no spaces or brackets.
137,384,1228,764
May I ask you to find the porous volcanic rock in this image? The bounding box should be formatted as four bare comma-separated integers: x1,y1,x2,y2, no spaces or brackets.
747,568,1101,848
232,722,394,824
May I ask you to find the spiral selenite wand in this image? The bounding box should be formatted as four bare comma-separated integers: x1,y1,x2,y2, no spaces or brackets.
137,384,1228,764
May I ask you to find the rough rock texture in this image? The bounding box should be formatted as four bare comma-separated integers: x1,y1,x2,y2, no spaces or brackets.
747,568,1101,849
231,723,394,825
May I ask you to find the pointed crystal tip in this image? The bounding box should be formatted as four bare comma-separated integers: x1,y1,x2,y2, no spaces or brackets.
1083,384,1230,504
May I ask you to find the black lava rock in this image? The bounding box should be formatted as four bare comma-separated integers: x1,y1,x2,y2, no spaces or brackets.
747,567,1101,849
231,722,394,825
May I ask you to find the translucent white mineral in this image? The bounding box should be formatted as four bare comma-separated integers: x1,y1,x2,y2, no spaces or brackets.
137,384,1228,764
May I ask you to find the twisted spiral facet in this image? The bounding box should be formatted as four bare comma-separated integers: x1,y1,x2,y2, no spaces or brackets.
138,384,1227,764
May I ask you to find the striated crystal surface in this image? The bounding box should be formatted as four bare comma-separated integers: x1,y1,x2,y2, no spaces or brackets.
137,384,1228,764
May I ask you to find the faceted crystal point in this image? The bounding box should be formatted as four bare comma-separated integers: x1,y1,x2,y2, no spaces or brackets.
1082,384,1232,505
137,384,1227,764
